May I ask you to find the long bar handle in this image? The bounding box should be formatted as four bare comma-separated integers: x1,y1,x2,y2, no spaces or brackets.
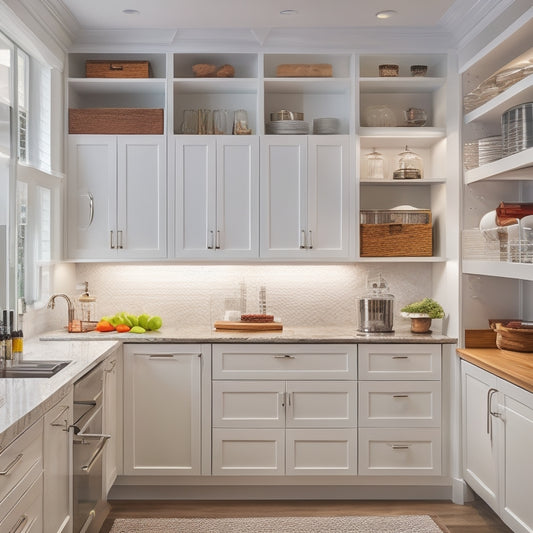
299,229,306,249
392,394,409,398
487,387,500,443
110,230,115,249
73,435,111,473
308,230,313,249
274,354,295,359
207,230,214,249
87,192,94,227
0,453,23,476
392,444,410,450
50,405,70,428
215,230,221,249
117,230,124,249
392,356,409,359
8,514,28,533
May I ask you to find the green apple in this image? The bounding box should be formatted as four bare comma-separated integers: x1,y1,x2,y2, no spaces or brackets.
147,316,162,331
138,314,150,329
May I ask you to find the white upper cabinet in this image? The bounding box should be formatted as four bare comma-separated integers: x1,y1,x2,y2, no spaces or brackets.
260,135,352,260
67,135,167,260
172,135,259,259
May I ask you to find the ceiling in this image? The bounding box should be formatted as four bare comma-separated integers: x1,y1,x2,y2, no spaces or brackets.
40,0,511,50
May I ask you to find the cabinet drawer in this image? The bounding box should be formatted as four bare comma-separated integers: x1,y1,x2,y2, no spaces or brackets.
213,344,357,380
0,473,43,533
358,428,441,476
212,429,285,475
213,381,285,428
359,381,441,427
0,420,43,506
358,344,441,380
286,429,357,475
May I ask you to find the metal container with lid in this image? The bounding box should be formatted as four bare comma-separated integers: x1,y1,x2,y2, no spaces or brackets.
357,274,394,333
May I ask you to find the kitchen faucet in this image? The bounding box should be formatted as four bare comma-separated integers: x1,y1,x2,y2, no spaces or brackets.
47,294,75,326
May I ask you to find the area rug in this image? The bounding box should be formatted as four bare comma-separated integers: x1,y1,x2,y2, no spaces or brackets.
109,515,447,532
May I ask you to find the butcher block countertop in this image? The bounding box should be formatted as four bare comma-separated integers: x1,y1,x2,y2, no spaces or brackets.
457,347,533,393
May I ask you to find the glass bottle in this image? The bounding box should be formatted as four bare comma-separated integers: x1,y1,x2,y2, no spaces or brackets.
366,148,385,180
393,145,423,179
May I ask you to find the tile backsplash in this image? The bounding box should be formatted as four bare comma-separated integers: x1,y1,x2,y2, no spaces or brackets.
24,263,434,338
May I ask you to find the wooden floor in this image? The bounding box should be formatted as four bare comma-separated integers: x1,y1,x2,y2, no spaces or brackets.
101,498,512,532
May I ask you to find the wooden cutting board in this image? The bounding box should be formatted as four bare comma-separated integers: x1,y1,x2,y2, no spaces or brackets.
214,321,283,331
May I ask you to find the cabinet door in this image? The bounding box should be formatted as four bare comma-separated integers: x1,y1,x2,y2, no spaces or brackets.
462,362,501,513
212,381,285,428
286,428,357,476
212,428,285,476
117,136,167,259
286,381,357,428
174,136,217,258
103,350,121,495
260,136,307,258
501,394,533,533
67,135,117,260
307,136,351,259
43,392,73,533
215,136,259,258
123,344,202,475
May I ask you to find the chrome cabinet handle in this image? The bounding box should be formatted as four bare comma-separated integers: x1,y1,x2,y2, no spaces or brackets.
274,354,295,359
392,444,410,450
487,387,500,443
73,434,111,473
50,405,70,428
110,230,115,249
393,394,409,398
207,230,214,249
8,514,28,533
0,453,23,476
392,356,409,359
215,230,221,249
308,230,313,249
117,230,124,249
299,229,306,249
87,192,94,227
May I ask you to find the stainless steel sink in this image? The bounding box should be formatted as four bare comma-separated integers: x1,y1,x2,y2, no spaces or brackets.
1,360,71,378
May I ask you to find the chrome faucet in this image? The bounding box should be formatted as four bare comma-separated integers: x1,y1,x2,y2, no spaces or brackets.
47,294,75,325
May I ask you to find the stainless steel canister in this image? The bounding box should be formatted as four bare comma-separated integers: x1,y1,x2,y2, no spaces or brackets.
357,294,394,333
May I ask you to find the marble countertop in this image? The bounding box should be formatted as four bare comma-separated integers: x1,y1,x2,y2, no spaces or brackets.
41,325,457,344
0,339,119,450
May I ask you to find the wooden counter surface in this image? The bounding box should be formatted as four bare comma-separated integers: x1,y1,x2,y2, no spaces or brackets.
457,347,533,393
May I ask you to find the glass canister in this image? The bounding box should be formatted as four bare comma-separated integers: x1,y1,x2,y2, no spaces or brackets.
357,274,394,333
78,281,97,322
393,145,423,179
366,148,385,180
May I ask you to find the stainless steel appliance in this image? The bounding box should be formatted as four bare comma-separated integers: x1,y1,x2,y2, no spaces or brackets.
72,362,110,533
357,274,394,333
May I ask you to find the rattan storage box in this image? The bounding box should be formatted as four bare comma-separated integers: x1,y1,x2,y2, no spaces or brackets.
69,108,164,134
85,60,151,78
360,209,432,257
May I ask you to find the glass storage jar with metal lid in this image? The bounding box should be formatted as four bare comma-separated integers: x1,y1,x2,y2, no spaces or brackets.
365,148,385,180
393,145,423,179
357,273,394,333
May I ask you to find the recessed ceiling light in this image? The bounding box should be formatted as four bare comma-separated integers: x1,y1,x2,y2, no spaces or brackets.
122,9,140,15
280,9,298,15
376,10,397,19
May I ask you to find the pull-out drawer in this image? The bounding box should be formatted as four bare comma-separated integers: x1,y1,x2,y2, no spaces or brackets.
359,381,441,427
212,344,357,380
358,428,441,476
358,344,441,380
0,420,43,508
0,473,43,533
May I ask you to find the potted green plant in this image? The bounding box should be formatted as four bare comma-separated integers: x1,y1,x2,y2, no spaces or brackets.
400,297,444,334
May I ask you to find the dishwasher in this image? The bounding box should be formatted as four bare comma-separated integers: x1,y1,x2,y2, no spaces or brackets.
72,362,110,533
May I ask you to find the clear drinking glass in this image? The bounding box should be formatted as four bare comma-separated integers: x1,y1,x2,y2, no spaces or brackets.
233,109,251,134
181,109,198,134
213,109,229,134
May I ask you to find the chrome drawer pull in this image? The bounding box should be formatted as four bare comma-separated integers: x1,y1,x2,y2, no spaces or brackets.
50,405,70,428
9,514,28,533
392,444,410,450
74,434,111,473
0,453,23,476
392,356,408,359
392,394,409,398
274,354,295,359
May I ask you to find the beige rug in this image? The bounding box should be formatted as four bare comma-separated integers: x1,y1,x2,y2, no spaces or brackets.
109,515,446,532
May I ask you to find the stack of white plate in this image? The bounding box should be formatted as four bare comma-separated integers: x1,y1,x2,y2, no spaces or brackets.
478,135,503,165
265,120,309,134
313,117,339,134
502,102,533,157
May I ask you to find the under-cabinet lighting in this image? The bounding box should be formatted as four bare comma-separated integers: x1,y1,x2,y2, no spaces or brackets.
376,10,397,19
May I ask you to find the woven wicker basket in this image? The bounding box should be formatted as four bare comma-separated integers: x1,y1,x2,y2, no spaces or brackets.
495,323,533,352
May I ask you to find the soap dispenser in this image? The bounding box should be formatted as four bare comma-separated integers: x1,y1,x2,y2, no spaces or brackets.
78,282,97,322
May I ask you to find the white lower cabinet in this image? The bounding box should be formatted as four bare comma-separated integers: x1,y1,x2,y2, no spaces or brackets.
462,360,533,533
123,344,209,476
212,344,357,476
358,344,442,476
0,420,43,531
44,390,74,533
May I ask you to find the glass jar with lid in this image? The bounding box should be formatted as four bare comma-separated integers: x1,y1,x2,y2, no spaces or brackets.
393,145,423,179
365,148,385,180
